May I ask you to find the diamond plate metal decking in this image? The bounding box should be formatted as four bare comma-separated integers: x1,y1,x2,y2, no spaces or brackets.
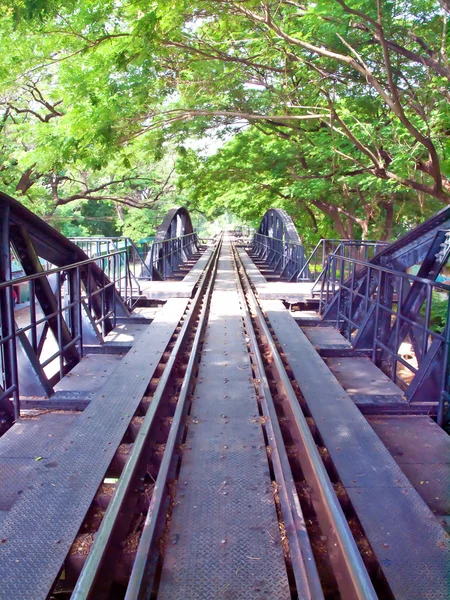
0,298,189,600
368,415,450,519
157,242,290,599
248,292,450,598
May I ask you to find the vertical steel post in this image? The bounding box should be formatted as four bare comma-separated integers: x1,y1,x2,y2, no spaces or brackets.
0,205,17,419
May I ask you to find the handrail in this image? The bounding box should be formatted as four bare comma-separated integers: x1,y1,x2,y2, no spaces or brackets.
70,236,152,279
0,249,139,416
252,232,306,281
147,232,199,280
297,239,389,282
251,233,388,283
319,253,450,424
323,254,450,288
0,250,124,289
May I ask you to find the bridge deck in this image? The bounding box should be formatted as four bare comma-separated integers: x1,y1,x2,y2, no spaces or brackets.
254,299,450,599
368,415,450,523
157,241,290,599
238,257,316,302
0,298,188,600
140,246,214,299
0,236,448,599
237,247,450,598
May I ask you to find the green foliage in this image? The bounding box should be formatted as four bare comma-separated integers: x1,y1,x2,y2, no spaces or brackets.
121,209,159,241
49,200,120,237
0,0,449,239
428,293,450,334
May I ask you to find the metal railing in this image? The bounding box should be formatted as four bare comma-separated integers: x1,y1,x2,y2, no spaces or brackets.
320,254,450,424
252,233,307,281
136,238,155,261
70,237,151,280
147,232,199,280
297,239,389,283
0,250,137,417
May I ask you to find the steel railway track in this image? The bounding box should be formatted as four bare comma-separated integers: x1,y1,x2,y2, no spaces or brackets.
48,237,391,600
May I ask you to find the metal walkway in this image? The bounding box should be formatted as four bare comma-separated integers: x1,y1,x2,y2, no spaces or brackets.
0,298,188,599
0,208,449,600
157,241,290,599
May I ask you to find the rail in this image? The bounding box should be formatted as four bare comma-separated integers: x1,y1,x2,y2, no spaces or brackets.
69,238,379,599
71,236,222,599
233,244,378,600
0,250,137,417
147,232,199,280
252,232,307,281
320,254,450,424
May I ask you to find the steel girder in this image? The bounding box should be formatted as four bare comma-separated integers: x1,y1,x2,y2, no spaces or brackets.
319,209,450,421
322,206,450,322
253,208,307,280
144,207,199,280
0,193,131,428
257,208,301,243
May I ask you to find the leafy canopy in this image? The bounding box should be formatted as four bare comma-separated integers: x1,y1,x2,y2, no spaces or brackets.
0,0,449,238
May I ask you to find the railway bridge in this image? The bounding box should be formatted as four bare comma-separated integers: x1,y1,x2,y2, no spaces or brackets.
0,192,449,600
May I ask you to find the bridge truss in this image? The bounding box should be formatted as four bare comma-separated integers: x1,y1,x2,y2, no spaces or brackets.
0,196,201,431
0,200,448,599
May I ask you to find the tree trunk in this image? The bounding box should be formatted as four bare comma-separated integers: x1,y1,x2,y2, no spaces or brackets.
380,201,394,241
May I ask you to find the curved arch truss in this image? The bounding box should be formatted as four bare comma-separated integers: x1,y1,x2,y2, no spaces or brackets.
146,207,200,280
252,208,306,281
0,193,132,428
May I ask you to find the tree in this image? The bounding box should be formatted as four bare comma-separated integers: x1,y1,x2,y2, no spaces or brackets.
0,3,177,225
0,0,448,239
177,127,436,244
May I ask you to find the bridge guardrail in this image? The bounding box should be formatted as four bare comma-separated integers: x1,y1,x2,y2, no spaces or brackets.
252,233,307,281
0,250,138,417
320,253,450,424
147,232,199,280
251,234,388,284
70,237,152,280
297,239,389,283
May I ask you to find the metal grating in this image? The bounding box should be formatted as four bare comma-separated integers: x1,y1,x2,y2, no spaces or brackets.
158,242,290,599
0,299,188,600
